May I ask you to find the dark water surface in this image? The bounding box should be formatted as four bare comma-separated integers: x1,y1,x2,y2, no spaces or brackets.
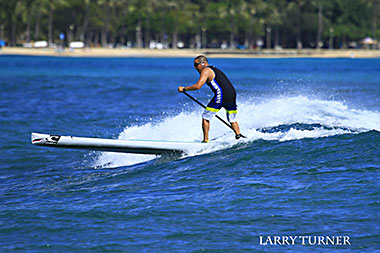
1,56,379,251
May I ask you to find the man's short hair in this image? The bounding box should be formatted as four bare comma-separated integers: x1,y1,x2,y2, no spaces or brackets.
194,55,208,63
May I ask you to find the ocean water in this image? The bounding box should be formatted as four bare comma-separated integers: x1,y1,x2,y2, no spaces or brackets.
0,55,379,251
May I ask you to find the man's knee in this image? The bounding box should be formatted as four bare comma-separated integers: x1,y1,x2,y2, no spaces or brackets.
202,110,216,121
226,111,238,123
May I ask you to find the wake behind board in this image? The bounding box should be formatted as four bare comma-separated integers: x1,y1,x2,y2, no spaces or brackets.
31,133,207,155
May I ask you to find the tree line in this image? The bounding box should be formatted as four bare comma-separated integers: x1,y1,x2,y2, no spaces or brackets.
1,0,379,49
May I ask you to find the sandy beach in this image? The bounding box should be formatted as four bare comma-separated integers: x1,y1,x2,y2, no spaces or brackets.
1,46,380,58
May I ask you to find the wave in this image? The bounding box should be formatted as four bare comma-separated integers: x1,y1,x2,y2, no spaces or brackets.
93,96,380,168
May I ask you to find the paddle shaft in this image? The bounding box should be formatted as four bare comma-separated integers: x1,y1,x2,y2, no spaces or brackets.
182,91,236,133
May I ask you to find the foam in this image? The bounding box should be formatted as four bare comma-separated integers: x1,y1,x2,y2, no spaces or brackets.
93,96,380,168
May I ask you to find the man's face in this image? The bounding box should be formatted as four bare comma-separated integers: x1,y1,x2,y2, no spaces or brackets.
194,60,203,73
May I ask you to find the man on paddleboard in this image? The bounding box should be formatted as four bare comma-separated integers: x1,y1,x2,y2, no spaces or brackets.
178,55,244,143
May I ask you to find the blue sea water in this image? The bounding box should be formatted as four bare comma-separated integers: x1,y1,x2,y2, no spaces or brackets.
0,55,380,251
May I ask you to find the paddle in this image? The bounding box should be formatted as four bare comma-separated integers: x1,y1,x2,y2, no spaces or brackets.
182,91,246,138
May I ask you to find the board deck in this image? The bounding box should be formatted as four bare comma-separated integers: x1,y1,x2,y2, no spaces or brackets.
31,133,207,155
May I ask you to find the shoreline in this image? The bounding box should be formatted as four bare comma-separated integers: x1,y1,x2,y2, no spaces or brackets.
1,47,380,58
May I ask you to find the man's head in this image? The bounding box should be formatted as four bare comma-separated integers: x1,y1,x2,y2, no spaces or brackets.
194,55,208,73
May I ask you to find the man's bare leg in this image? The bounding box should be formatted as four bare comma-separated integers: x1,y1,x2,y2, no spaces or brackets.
231,122,241,135
202,119,210,142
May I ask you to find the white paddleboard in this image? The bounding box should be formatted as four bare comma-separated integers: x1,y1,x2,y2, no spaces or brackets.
31,133,208,155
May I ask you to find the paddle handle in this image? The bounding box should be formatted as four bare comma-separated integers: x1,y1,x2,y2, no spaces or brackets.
182,91,235,132
183,91,206,109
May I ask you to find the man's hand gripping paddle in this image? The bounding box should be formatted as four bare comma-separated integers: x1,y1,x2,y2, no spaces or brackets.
182,91,246,139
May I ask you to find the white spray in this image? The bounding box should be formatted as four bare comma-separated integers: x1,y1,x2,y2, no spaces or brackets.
94,96,380,168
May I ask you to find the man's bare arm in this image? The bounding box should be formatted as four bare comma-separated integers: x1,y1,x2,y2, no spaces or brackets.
178,68,214,92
